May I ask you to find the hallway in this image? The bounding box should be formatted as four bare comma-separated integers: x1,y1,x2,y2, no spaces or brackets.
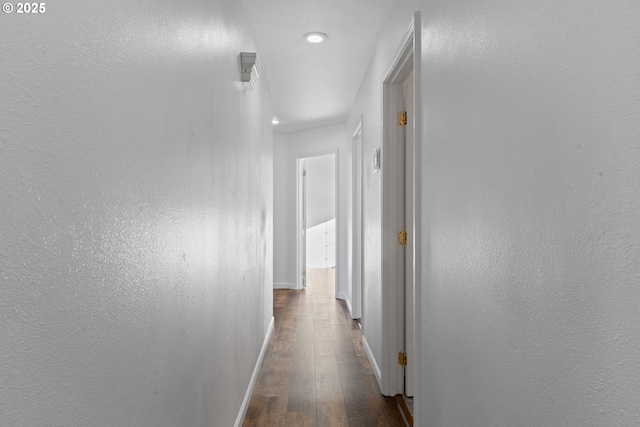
243,269,405,426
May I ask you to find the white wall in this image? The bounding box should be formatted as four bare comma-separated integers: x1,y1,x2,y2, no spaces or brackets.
273,133,295,288
349,0,640,425
272,124,350,299
0,1,273,426
417,1,640,425
305,154,336,229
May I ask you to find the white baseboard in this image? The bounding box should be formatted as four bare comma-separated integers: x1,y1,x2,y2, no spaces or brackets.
342,294,354,317
338,293,360,320
273,282,297,290
235,316,274,427
362,334,382,390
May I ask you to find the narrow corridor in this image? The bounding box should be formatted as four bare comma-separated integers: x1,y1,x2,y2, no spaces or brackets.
243,268,405,426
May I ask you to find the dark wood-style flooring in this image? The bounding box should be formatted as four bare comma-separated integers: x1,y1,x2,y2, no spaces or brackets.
243,268,405,427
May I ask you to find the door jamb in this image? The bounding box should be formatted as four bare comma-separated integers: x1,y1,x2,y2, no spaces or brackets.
351,117,364,319
381,13,421,401
296,158,307,289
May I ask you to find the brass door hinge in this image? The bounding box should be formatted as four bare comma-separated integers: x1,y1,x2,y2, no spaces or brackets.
398,230,407,247
398,352,407,367
398,111,407,127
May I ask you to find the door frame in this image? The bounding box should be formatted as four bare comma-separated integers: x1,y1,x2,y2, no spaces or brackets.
296,158,307,289
351,117,364,319
380,12,421,402
295,149,340,295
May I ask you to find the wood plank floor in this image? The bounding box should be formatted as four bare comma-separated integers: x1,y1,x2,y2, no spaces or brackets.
243,268,405,427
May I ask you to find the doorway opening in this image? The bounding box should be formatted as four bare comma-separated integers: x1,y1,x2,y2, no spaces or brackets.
296,152,338,296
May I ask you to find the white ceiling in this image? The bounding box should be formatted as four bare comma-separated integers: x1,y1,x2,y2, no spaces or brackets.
243,0,395,133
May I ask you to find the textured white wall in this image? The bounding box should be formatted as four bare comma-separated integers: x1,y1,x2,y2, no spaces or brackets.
417,0,640,426
0,1,273,426
272,125,350,298
349,0,640,425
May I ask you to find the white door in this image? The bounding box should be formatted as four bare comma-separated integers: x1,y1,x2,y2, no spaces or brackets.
403,71,415,397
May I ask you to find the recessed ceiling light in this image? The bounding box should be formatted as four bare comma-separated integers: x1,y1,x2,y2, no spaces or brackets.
272,118,280,125
303,32,328,44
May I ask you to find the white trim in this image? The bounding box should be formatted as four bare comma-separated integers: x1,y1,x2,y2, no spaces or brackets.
235,316,275,427
383,19,415,86
296,158,307,290
362,334,382,389
334,149,340,298
411,10,423,427
273,282,297,290
351,117,364,320
381,15,417,397
337,292,348,303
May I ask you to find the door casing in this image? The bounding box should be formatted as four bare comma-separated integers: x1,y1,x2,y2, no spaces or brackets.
380,13,422,406
352,118,364,319
296,158,307,289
